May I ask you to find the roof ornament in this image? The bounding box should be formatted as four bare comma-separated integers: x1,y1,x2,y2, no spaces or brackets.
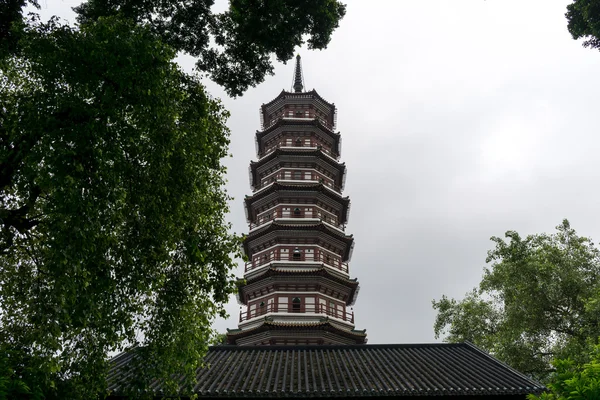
292,54,304,93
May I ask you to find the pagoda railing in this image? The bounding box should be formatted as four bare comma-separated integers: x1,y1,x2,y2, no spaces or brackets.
239,303,354,323
264,115,334,131
258,173,341,193
261,144,337,160
245,252,348,274
250,210,340,230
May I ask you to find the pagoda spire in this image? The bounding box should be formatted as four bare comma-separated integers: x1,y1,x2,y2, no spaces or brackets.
293,54,304,92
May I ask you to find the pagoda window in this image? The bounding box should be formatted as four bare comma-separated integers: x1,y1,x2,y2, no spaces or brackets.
305,249,314,261
292,247,302,261
293,207,301,216
305,110,309,117
293,171,302,180
288,111,293,117
278,297,288,312
295,138,302,147
291,297,301,312
318,298,326,314
305,297,315,312
267,298,274,312
329,301,337,318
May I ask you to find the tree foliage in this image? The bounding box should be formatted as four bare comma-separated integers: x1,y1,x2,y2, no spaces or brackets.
529,345,600,400
75,0,346,96
0,0,346,398
433,220,600,381
1,16,240,399
566,0,600,51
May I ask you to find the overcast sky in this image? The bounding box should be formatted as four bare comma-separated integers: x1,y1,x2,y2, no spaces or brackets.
41,0,600,344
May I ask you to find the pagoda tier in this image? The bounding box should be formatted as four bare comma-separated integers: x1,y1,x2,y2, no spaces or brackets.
260,89,337,131
227,55,366,346
227,321,367,346
238,267,360,307
255,118,341,159
244,182,351,227
248,147,347,192
244,221,354,262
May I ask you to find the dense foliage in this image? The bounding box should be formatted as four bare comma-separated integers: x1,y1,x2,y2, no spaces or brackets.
566,0,600,51
75,0,346,96
433,220,600,382
529,345,600,400
0,0,346,398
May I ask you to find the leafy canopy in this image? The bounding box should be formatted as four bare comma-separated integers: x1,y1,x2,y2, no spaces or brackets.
433,220,600,382
0,0,346,398
566,0,600,51
1,16,240,399
75,0,347,96
529,345,600,400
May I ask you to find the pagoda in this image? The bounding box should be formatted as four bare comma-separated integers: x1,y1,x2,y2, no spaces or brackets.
107,57,546,400
226,55,367,345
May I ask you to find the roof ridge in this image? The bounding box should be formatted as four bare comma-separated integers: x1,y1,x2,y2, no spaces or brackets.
463,341,546,388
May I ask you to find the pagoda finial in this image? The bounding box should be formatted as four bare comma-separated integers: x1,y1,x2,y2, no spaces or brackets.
293,54,304,93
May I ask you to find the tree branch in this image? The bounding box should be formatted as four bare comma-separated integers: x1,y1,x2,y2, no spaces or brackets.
0,184,42,234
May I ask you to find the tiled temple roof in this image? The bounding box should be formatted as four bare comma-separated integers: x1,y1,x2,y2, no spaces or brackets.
106,343,545,398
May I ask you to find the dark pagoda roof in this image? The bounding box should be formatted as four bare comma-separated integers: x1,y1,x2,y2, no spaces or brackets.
238,266,360,306
261,89,335,113
243,221,354,260
249,147,346,190
256,118,341,157
226,320,367,344
244,182,350,224
106,343,545,398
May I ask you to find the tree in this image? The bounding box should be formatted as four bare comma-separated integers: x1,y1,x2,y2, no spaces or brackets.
566,0,600,51
74,0,347,97
433,220,600,381
0,1,346,398
529,345,600,400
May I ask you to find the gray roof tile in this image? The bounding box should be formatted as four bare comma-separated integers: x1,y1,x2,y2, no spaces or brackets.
107,343,546,398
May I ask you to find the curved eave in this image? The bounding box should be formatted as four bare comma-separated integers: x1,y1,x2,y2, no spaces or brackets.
255,119,340,156
243,221,354,259
257,117,339,140
261,89,335,113
237,267,360,306
244,183,350,224
261,89,287,111
249,148,346,189
226,320,367,344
